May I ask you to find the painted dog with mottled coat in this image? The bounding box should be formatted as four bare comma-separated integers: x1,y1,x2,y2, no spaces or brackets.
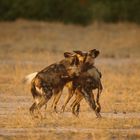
25,52,81,118
61,49,101,113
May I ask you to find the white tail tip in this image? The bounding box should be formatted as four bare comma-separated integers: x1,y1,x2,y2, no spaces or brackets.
23,72,38,84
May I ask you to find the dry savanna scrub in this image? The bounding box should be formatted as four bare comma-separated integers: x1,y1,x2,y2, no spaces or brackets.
0,20,140,140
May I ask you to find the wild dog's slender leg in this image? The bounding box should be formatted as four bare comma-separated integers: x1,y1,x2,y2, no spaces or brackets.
36,90,53,118
75,103,80,115
73,89,83,116
29,102,36,116
96,86,102,113
81,89,101,117
71,90,83,116
35,97,47,119
30,82,38,116
72,96,83,116
61,87,74,112
36,99,44,118
32,79,53,118
52,90,62,113
70,98,77,108
91,92,96,112
51,87,61,111
70,89,81,108
73,90,96,116
91,91,101,114
30,97,43,118
51,94,57,108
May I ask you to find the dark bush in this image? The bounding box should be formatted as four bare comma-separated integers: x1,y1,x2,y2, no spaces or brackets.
92,0,140,23
0,0,93,25
0,0,140,24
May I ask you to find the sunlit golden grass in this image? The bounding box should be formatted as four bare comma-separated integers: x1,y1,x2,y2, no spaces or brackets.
0,21,140,139
0,20,140,60
0,58,140,139
1,107,140,129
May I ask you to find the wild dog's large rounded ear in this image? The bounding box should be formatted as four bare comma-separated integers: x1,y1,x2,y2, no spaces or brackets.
89,49,100,58
73,50,87,56
64,52,74,58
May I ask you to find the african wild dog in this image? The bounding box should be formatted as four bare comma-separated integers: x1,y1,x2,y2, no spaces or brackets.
24,49,101,118
25,52,81,118
25,49,100,114
70,66,103,117
61,49,100,112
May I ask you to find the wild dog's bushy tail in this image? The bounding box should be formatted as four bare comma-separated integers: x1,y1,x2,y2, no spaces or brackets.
23,72,38,84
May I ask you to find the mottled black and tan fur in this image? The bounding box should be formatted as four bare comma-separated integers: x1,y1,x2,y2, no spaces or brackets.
28,52,80,118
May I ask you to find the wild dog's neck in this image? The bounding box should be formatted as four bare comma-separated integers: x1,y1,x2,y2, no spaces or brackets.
85,55,95,66
59,59,73,76
81,62,95,72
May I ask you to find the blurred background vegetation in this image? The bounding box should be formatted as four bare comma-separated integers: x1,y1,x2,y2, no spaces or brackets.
0,0,140,25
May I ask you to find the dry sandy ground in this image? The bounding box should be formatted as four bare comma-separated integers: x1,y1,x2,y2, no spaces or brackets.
0,20,140,140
